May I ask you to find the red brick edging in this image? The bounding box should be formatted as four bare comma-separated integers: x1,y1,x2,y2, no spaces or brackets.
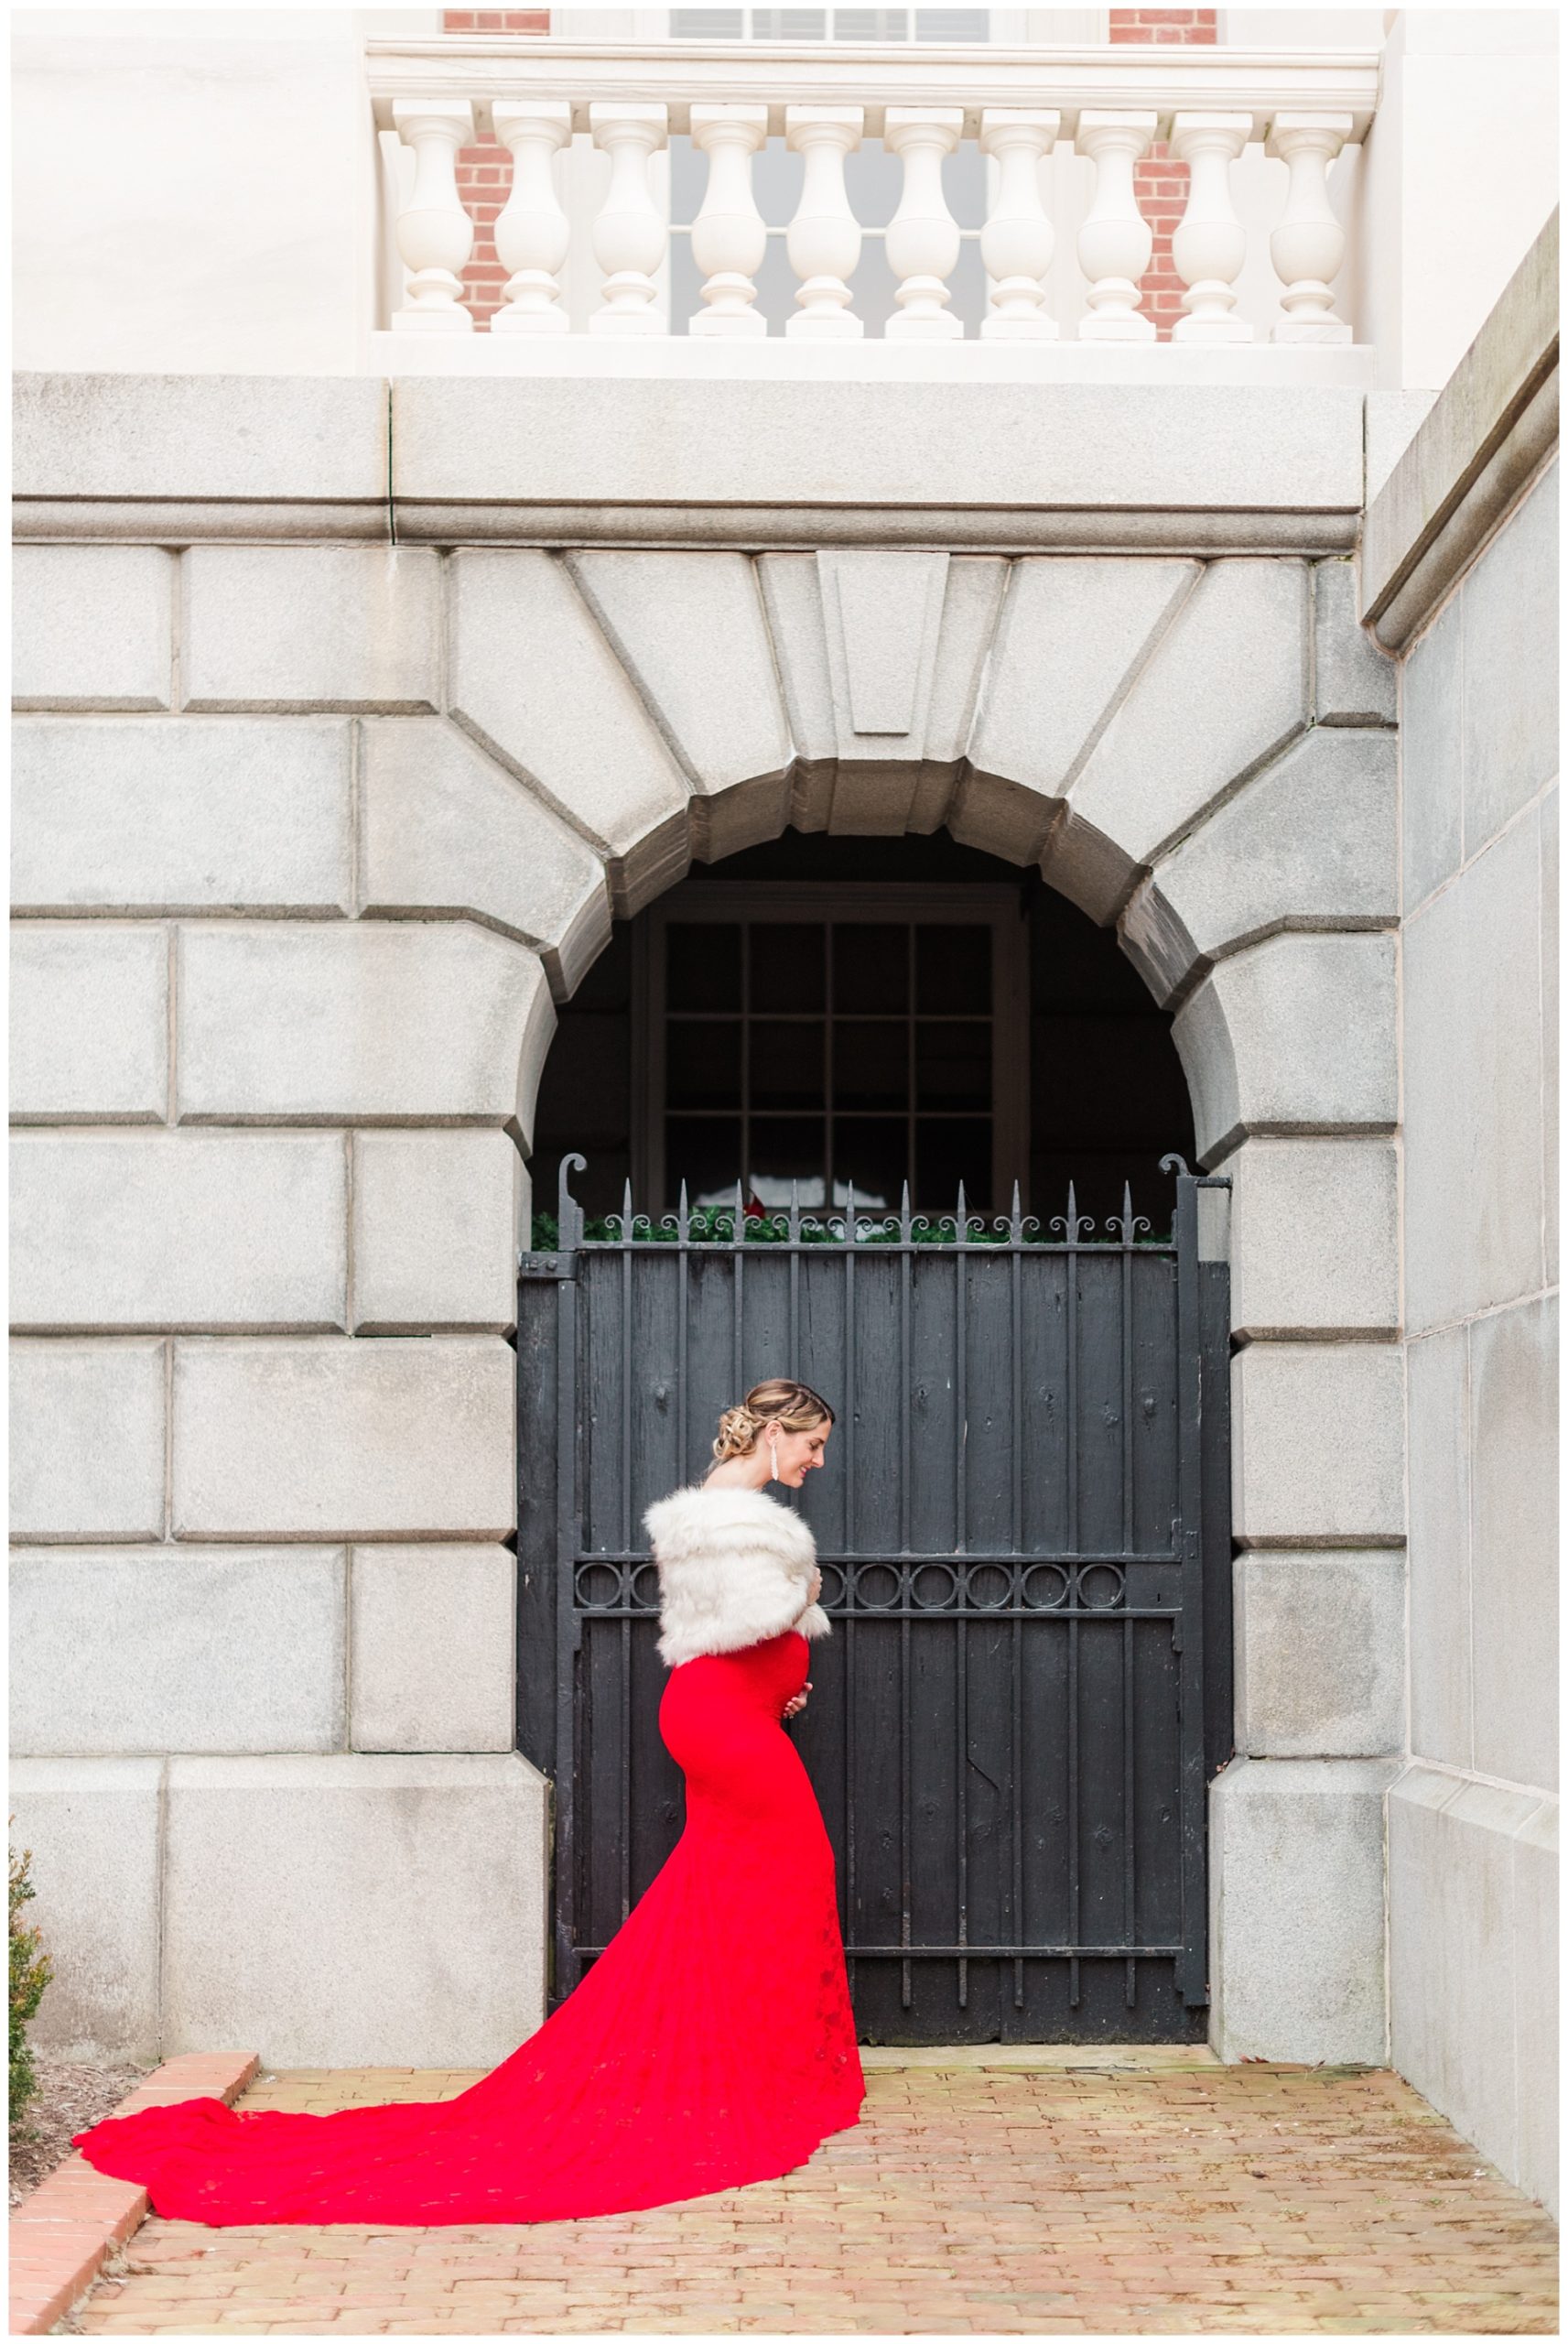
8,2049,258,2336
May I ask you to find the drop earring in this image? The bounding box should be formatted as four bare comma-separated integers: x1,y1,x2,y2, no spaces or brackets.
768,1440,778,1484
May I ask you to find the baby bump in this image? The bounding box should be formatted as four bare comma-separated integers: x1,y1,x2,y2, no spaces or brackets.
660,1643,823,1838
660,1651,780,1784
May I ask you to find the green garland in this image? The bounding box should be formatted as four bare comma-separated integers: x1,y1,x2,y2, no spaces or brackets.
530,1208,1171,1250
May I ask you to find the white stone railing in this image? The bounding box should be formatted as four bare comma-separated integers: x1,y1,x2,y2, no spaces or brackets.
367,38,1379,355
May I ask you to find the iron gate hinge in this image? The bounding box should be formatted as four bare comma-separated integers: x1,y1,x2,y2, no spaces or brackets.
518,1252,577,1281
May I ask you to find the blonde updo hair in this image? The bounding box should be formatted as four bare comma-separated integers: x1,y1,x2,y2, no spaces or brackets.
712,1378,836,1463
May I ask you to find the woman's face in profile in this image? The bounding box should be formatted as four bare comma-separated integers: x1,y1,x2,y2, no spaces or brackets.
772,1417,832,1487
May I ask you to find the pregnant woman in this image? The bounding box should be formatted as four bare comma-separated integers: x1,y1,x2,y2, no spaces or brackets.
70,1378,863,2225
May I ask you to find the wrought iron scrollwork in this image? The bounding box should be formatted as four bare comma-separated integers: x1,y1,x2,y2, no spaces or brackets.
544,1157,1181,1249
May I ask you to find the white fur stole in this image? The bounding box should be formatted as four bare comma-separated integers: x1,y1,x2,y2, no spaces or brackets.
643,1482,832,1669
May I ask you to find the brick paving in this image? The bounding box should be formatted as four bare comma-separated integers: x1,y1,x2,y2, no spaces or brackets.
9,2052,258,2337
76,2052,1556,2335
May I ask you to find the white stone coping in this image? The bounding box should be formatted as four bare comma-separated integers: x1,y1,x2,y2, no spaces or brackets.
13,373,1366,554
365,36,1380,141
1360,208,1559,651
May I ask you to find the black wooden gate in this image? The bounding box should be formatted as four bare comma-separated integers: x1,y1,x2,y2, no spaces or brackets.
517,1157,1232,2046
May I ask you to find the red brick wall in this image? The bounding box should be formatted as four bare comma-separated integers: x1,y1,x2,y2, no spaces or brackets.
442,11,551,327
1107,9,1217,342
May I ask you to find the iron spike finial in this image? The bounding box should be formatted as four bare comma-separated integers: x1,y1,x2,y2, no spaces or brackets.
733,1175,745,1247
677,1178,690,1243
844,1176,857,1246
956,1177,968,1243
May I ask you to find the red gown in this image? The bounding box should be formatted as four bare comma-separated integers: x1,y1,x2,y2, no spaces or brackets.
70,1628,864,2225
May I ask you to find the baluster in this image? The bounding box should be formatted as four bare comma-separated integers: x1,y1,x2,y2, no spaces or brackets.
689,103,770,338
589,103,669,337
390,99,476,333
1170,112,1253,342
979,109,1060,341
784,107,864,341
1074,111,1157,342
883,108,965,341
491,102,572,337
1265,111,1355,342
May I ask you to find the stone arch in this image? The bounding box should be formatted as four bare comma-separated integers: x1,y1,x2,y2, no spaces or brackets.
375,543,1399,1197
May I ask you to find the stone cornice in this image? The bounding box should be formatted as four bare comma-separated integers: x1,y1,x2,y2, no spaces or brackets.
13,374,1364,556
12,374,392,545
1360,208,1559,653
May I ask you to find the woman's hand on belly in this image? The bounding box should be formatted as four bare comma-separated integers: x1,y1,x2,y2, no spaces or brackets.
782,1679,812,1720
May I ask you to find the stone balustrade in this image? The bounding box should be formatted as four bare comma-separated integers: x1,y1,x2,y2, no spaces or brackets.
368,38,1379,354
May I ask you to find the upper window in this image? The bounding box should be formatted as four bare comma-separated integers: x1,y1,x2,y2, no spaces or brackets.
640,883,1027,1214
527,832,1196,1244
